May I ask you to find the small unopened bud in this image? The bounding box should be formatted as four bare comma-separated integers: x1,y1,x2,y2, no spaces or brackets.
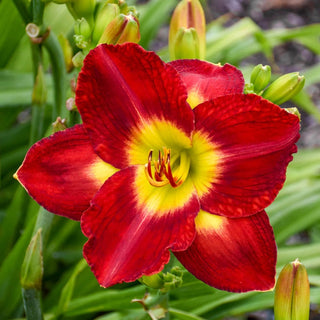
173,27,200,60
32,65,47,106
74,18,92,48
52,117,67,133
74,17,92,39
140,273,165,290
72,51,85,68
244,83,255,94
262,72,305,105
67,0,96,24
169,0,206,60
21,229,43,290
274,259,310,320
92,3,120,44
139,267,183,293
66,97,77,111
98,14,140,45
250,64,271,93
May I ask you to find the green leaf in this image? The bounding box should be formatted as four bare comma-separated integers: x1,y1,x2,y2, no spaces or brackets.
138,0,177,49
0,0,25,67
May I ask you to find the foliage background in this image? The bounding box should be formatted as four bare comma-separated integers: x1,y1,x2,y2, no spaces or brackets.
0,0,320,319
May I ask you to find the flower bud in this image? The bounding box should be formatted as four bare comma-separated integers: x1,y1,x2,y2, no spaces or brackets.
92,3,120,44
67,0,96,24
139,267,183,293
262,72,305,105
72,51,85,68
98,13,140,45
250,64,271,93
32,65,47,106
52,117,67,133
274,259,310,320
169,0,206,60
74,17,92,39
140,273,165,290
21,229,43,290
74,18,92,49
173,27,201,60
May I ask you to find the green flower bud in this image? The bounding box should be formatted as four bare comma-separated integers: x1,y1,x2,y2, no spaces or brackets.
32,65,47,106
173,27,200,60
21,229,43,290
98,13,140,45
72,51,85,68
52,117,67,133
74,17,92,39
140,273,165,289
244,83,255,94
262,72,305,105
139,267,184,293
250,64,271,93
169,0,206,60
74,18,92,49
92,3,120,44
67,0,96,25
274,259,310,320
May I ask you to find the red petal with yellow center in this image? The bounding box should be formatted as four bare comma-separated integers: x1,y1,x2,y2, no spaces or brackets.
174,210,276,292
194,94,300,217
169,60,244,108
81,166,200,287
15,125,117,220
76,43,194,169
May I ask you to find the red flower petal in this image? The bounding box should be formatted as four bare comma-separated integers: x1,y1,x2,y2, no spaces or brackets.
15,125,117,220
81,166,200,287
174,210,277,292
76,43,194,169
169,60,244,108
194,94,300,217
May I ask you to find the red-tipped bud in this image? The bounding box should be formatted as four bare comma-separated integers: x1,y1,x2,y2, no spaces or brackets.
169,0,206,60
274,259,310,320
98,13,140,45
92,3,120,44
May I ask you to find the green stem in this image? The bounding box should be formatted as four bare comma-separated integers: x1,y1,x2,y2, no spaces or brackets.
22,288,43,320
12,0,32,24
32,0,45,26
43,32,67,120
29,105,45,145
29,43,46,145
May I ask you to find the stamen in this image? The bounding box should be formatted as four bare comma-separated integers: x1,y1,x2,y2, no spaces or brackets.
144,148,190,188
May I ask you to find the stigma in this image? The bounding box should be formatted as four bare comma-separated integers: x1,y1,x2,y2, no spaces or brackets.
144,148,190,188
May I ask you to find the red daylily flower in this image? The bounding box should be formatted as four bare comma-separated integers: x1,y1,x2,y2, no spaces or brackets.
15,43,300,292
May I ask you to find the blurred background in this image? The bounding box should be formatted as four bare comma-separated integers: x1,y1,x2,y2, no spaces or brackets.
0,0,320,319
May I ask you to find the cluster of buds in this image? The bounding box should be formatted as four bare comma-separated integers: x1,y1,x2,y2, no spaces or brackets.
247,64,305,105
71,0,140,50
169,0,206,60
53,0,140,71
274,259,310,320
140,266,184,293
